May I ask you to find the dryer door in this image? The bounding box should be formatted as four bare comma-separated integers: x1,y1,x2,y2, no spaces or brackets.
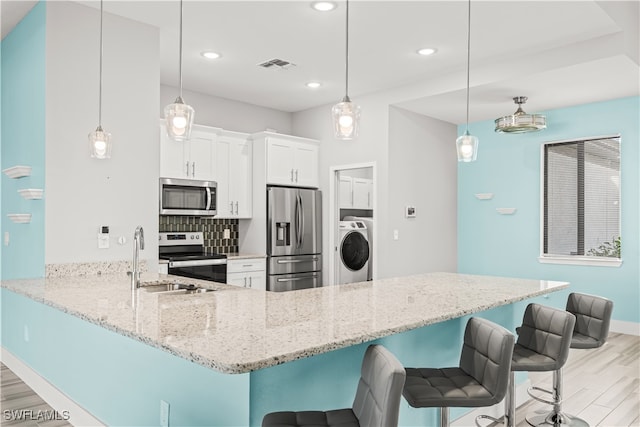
340,232,370,271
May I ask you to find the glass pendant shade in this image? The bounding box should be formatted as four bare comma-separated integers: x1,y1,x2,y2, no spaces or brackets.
164,96,195,141
456,130,478,162
332,97,361,140
89,126,112,159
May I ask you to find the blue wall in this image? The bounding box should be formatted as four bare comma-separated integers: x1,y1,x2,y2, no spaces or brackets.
458,96,640,323
1,2,46,280
1,289,250,426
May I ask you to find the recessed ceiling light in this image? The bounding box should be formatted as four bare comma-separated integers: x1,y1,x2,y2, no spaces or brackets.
417,48,437,56
311,2,337,12
306,82,322,89
201,51,221,60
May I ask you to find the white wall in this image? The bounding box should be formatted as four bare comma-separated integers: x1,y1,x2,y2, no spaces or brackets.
387,106,457,275
292,95,457,280
45,2,160,265
160,85,293,134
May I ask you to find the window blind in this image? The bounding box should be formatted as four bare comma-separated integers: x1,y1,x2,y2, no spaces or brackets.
543,136,620,258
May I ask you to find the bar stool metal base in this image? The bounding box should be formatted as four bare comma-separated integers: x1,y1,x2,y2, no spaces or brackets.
526,408,589,426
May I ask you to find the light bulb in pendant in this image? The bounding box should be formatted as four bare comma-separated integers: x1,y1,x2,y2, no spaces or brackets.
89,126,112,159
456,131,478,162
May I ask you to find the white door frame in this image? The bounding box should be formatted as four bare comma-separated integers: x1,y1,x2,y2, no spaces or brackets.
328,161,377,286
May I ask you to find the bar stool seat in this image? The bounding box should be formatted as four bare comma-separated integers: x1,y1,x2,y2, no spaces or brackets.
262,344,406,427
403,317,515,427
525,293,613,427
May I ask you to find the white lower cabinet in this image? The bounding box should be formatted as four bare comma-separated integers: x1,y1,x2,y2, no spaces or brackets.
226,258,266,291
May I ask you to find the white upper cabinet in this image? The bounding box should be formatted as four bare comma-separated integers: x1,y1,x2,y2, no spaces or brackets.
352,178,373,209
339,176,373,209
264,135,319,188
213,131,252,219
160,124,220,181
339,176,354,208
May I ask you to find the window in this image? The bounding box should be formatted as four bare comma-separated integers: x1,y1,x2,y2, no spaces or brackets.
541,135,621,266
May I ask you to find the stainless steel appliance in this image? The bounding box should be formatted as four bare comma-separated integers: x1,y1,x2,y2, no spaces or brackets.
267,186,322,291
159,178,217,216
159,232,226,282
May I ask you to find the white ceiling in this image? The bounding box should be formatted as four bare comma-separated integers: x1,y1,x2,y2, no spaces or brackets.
2,1,639,124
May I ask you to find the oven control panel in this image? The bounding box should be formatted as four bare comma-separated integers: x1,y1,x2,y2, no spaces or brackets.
159,232,203,246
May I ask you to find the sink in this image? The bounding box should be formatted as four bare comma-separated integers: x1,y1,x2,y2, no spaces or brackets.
142,282,216,294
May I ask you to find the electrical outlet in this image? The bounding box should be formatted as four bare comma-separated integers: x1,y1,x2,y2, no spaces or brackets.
393,229,399,240
223,229,230,239
23,325,30,342
4,232,9,246
160,400,170,427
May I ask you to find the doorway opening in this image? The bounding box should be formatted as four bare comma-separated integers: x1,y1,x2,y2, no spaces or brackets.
328,162,377,286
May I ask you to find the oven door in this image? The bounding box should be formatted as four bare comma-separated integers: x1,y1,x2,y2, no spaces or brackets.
160,178,217,216
168,259,227,283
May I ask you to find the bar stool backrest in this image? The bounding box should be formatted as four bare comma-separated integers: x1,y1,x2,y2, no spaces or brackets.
352,344,406,427
566,292,614,349
516,304,576,370
459,317,515,405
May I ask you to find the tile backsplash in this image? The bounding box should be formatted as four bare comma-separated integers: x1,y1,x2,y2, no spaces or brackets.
159,216,239,254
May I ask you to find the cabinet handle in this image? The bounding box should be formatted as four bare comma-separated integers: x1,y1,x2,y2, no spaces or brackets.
295,169,299,182
230,202,234,214
186,161,190,177
249,277,252,287
235,201,239,215
368,192,370,207
192,162,196,177
243,277,247,288
290,169,294,182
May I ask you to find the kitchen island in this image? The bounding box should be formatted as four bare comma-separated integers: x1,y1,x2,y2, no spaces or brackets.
1,272,568,426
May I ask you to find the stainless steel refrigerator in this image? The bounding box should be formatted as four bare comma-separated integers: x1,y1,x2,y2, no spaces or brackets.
267,186,322,291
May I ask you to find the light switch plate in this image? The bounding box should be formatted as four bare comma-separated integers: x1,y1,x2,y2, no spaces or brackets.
223,229,230,239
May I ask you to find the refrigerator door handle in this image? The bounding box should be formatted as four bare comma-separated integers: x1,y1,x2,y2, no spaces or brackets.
277,275,317,282
294,194,300,248
277,258,318,264
298,193,304,248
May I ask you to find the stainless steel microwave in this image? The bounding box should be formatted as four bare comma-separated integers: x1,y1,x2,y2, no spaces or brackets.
159,178,217,216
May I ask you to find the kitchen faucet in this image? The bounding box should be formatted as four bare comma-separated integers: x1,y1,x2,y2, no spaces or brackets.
130,226,145,289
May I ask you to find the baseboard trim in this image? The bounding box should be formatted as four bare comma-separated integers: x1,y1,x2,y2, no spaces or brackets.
452,379,531,426
609,320,640,336
1,347,105,427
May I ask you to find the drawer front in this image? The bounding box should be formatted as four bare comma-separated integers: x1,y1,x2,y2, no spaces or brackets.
227,258,266,274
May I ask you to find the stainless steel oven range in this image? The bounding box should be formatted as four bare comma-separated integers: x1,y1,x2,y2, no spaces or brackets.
159,232,226,283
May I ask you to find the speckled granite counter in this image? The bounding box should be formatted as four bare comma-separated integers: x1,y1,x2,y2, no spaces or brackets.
0,272,567,374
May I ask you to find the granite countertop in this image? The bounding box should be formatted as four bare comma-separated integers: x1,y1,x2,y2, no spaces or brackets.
1,272,567,374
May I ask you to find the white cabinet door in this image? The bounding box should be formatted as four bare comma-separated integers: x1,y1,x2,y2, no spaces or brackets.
160,129,188,179
246,271,266,291
230,140,252,218
266,137,319,188
189,131,216,181
227,258,266,290
266,138,296,186
214,135,252,219
339,176,353,208
353,178,373,209
293,143,319,188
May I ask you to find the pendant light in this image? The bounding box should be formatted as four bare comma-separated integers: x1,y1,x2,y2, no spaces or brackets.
88,0,112,159
455,0,478,163
494,96,547,133
332,0,360,140
164,0,195,142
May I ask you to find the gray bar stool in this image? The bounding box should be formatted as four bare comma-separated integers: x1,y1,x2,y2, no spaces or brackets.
525,293,613,426
402,317,515,427
502,303,576,427
262,344,406,427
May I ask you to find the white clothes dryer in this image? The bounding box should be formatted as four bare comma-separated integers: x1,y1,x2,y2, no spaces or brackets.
338,221,370,285
344,216,374,281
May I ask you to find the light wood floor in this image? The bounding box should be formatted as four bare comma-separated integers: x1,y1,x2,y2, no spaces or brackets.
0,364,72,427
0,333,638,427
499,332,640,427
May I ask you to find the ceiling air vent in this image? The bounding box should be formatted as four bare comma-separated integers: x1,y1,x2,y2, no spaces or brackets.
257,58,297,70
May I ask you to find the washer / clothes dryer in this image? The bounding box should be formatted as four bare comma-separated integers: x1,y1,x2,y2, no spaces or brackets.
344,216,374,281
338,221,370,285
